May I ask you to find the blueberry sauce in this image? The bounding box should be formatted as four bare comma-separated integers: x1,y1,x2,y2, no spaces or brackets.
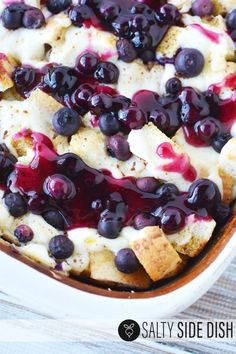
66,0,179,63
5,130,214,234
156,142,197,182
190,24,221,44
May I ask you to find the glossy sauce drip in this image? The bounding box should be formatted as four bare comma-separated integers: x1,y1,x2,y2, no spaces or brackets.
156,142,197,182
7,131,208,230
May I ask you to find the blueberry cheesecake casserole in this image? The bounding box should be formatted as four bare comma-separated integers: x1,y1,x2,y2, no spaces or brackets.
0,0,236,290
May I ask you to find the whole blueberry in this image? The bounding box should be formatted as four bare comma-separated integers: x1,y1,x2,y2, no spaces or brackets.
43,66,79,96
131,14,150,32
43,174,76,201
195,117,220,144
52,107,81,136
69,5,94,27
99,112,121,136
106,135,131,161
99,1,120,21
46,0,72,14
97,211,122,239
4,192,28,217
43,209,67,230
131,32,152,51
212,133,232,153
70,83,94,115
133,212,157,230
212,202,231,225
22,8,45,29
175,48,205,78
115,248,140,273
140,49,155,64
136,177,159,193
12,66,36,91
160,207,186,234
226,9,236,30
116,39,137,63
76,52,99,74
89,92,114,115
156,183,179,202
112,17,131,38
158,4,181,24
28,194,47,214
191,0,214,17
14,224,33,243
56,153,85,179
49,235,74,259
187,178,221,211
0,150,17,183
94,62,119,84
1,4,26,30
165,77,182,96
118,107,146,130
149,109,170,134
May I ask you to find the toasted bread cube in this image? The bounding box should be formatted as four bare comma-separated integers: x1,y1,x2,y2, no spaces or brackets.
128,123,197,191
130,226,183,282
167,217,216,257
89,249,151,289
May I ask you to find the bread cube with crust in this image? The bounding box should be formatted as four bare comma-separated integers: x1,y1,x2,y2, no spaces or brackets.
89,249,151,289
219,138,236,203
128,123,197,191
130,226,183,282
166,217,216,257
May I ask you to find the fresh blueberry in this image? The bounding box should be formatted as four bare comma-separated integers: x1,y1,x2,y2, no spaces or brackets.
131,14,150,31
99,1,120,21
139,49,155,64
116,39,137,63
131,32,152,51
191,0,214,17
175,48,205,78
28,194,47,214
133,212,157,230
118,107,146,130
165,77,182,96
97,210,122,239
52,107,81,136
1,4,26,30
69,5,94,27
212,202,231,225
136,177,159,193
187,178,221,211
46,0,72,14
130,3,152,16
43,209,67,230
111,17,131,38
195,117,220,144
115,248,140,273
70,84,94,115
4,192,28,217
14,224,33,243
0,150,17,184
212,133,232,153
22,7,45,29
155,183,179,202
12,66,36,92
43,66,79,96
111,95,131,111
160,207,186,234
226,9,236,30
43,174,76,201
157,4,181,24
49,235,74,259
149,109,171,134
106,135,131,161
94,62,119,84
89,92,114,115
76,52,99,74
99,112,121,136
56,153,85,179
